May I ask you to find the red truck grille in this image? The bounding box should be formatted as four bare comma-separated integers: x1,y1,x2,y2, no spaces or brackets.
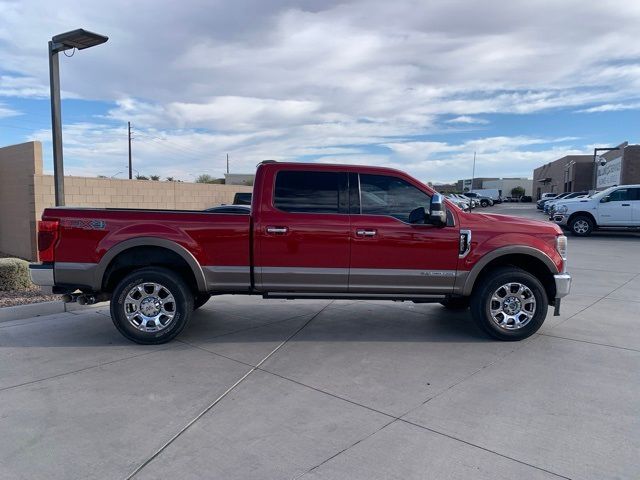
37,220,59,262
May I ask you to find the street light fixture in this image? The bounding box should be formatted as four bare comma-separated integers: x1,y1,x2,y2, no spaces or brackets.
49,29,108,206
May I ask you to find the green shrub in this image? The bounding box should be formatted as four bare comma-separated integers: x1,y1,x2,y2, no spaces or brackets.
0,258,31,291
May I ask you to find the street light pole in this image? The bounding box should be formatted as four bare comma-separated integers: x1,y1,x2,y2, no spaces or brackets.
48,41,65,206
48,29,108,206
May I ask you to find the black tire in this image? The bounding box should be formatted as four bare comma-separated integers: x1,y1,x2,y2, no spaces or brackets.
569,215,594,237
470,266,548,341
110,267,194,344
440,297,470,310
480,200,489,207
194,293,212,310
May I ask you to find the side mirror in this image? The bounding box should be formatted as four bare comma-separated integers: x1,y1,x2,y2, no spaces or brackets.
600,196,609,203
408,207,426,224
429,193,447,226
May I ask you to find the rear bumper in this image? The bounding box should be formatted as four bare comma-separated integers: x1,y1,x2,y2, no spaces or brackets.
554,273,572,298
29,263,55,286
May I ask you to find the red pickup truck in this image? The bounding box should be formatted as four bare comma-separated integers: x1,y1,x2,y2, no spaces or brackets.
30,161,571,344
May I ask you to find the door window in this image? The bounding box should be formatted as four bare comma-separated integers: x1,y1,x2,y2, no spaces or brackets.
359,174,431,222
274,171,346,213
607,188,631,202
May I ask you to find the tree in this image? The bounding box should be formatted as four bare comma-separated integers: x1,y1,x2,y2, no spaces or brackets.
135,174,149,180
165,176,175,182
195,174,225,184
195,174,214,183
511,186,525,198
97,175,107,178
149,175,161,181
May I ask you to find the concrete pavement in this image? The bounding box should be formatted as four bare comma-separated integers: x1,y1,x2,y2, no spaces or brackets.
0,204,638,479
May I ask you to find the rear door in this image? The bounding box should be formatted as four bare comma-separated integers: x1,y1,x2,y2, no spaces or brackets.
597,187,633,225
254,169,351,292
349,173,460,294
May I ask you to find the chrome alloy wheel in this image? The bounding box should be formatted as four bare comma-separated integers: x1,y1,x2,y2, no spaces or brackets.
489,282,536,330
124,282,176,332
573,219,590,234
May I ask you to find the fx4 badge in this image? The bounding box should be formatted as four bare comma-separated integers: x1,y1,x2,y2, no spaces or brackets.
61,219,106,230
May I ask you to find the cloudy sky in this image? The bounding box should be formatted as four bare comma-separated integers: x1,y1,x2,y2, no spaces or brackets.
1,0,640,183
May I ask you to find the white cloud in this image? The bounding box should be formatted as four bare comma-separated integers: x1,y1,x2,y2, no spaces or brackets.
577,102,640,113
0,103,20,118
445,116,489,125
2,0,639,181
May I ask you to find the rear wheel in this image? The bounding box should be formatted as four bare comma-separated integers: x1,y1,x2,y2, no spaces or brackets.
110,267,194,344
569,215,594,237
470,266,548,341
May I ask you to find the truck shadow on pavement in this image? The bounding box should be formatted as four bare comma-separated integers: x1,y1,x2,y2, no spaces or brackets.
0,303,498,348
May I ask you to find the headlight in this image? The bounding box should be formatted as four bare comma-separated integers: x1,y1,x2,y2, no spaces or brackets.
556,235,568,260
557,205,568,214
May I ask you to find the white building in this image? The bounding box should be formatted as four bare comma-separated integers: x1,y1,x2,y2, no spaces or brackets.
482,178,533,197
224,173,255,186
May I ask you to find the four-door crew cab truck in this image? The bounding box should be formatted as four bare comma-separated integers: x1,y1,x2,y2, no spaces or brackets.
29,162,571,344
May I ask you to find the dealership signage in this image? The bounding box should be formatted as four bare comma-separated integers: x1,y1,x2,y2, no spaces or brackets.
596,156,622,188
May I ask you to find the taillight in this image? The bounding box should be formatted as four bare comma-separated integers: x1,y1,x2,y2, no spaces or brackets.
38,220,59,262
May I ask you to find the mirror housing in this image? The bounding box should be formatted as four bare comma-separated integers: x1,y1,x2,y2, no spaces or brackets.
600,196,609,203
429,193,447,226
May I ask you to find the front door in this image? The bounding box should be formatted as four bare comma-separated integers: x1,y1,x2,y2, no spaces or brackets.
598,187,633,226
349,173,460,294
255,169,351,292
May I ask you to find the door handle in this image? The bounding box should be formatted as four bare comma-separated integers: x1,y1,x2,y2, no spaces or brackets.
356,229,377,237
266,226,288,234
621,204,630,206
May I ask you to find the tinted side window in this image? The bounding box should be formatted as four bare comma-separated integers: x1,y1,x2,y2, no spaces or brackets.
359,174,431,222
630,188,640,201
274,171,343,213
608,188,631,202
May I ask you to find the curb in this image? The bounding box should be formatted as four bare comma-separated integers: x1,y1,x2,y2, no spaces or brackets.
0,301,109,323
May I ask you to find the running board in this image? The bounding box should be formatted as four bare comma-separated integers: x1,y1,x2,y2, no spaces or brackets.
262,292,447,303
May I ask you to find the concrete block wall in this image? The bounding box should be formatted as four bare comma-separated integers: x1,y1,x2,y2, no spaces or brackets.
0,142,42,260
0,141,252,260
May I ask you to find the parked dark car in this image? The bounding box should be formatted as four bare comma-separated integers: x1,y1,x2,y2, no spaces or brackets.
233,192,252,205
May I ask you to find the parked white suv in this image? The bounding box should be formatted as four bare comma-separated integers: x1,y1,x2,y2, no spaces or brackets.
552,185,640,236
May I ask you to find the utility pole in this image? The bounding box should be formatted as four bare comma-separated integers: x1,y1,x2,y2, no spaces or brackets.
470,151,476,211
128,121,133,179
226,153,229,174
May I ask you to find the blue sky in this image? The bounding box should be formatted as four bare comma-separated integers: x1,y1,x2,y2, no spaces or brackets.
2,0,640,183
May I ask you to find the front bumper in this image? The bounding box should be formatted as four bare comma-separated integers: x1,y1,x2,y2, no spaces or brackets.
29,263,55,286
554,273,572,298
552,214,569,226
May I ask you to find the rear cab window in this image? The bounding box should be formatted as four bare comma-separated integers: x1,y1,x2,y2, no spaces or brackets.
273,170,348,214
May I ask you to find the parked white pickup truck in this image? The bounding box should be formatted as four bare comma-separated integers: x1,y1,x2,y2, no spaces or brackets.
552,185,640,236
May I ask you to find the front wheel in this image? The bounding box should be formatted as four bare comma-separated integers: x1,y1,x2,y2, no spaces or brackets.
110,267,194,344
569,215,594,237
470,266,548,341
480,200,489,207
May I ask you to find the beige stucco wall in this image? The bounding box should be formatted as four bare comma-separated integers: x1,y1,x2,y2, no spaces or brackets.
0,142,42,260
0,141,252,261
